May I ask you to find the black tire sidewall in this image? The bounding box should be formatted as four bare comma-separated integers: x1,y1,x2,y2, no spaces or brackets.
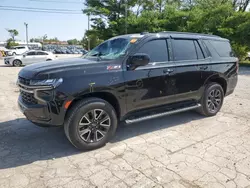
202,83,224,116
66,99,117,150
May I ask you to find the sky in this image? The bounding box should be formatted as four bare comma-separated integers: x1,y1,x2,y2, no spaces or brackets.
0,0,88,42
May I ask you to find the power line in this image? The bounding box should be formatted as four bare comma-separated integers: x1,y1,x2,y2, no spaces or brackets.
29,0,84,4
0,5,81,12
0,8,83,14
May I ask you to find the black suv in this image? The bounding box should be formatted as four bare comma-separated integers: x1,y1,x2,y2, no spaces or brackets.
17,32,238,150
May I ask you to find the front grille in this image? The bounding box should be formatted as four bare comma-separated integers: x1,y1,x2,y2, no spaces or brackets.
20,90,38,104
18,76,30,85
18,77,38,104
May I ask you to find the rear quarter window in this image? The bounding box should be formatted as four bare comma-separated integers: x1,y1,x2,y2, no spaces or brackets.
204,40,234,57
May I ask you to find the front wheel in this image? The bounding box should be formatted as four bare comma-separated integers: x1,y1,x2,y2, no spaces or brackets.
198,83,224,116
64,98,118,150
13,60,22,67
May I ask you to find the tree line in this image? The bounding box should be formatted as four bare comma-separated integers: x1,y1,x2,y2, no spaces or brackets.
83,0,250,59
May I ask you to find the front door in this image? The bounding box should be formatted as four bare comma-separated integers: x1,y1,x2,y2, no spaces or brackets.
23,51,37,65
171,38,211,102
124,38,177,114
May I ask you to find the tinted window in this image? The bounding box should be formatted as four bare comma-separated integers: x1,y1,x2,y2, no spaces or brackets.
207,40,234,57
137,40,168,62
17,47,25,49
37,52,48,55
194,41,204,59
26,52,36,56
172,39,197,61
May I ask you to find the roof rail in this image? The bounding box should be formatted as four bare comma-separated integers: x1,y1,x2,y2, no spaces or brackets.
159,31,221,38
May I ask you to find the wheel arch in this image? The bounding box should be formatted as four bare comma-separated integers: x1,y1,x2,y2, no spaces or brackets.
65,91,121,121
204,74,227,95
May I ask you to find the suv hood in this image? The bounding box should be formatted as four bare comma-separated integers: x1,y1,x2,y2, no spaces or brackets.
18,57,116,79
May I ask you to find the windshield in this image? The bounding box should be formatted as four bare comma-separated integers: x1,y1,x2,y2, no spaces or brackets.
84,37,131,60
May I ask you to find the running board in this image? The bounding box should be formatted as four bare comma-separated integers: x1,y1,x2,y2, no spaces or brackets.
125,104,201,124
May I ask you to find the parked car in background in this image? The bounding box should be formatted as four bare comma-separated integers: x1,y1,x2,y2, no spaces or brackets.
6,46,29,56
17,32,238,150
245,52,250,61
4,50,55,66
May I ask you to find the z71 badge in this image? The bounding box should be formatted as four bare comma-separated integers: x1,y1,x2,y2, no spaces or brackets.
107,65,121,70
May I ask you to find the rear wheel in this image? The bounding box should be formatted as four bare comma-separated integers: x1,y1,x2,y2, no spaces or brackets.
198,83,224,116
13,60,22,67
64,98,117,150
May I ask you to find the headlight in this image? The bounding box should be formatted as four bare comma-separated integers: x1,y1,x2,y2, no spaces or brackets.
30,78,63,88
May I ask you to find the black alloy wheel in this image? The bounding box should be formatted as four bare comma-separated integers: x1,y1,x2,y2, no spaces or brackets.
78,109,111,143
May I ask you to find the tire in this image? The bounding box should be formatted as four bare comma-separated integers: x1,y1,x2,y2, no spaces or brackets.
198,82,224,117
46,59,52,61
12,59,22,67
64,98,118,150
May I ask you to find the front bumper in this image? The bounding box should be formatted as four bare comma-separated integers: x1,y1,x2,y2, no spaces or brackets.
18,96,51,123
18,95,66,126
4,59,11,65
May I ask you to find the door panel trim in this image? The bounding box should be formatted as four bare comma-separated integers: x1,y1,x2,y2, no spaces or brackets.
135,62,175,70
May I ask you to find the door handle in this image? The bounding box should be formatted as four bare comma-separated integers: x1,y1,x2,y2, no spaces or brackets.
163,69,174,74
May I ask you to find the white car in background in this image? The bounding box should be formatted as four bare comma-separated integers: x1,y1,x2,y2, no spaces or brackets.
4,50,56,67
246,52,250,61
7,46,29,56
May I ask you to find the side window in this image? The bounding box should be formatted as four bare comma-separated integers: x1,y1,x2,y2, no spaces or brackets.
137,40,169,62
206,40,234,57
194,41,204,59
37,52,48,55
26,51,36,56
18,47,25,49
172,39,197,61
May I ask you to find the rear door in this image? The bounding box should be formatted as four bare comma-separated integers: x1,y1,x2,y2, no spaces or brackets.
17,47,26,54
171,37,211,102
124,38,177,113
36,51,48,62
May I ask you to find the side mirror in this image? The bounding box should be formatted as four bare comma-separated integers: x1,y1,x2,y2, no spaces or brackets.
127,53,150,70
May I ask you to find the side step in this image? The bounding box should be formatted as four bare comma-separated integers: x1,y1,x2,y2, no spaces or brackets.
125,104,201,124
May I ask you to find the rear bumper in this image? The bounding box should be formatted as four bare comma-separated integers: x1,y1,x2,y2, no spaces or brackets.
226,74,238,96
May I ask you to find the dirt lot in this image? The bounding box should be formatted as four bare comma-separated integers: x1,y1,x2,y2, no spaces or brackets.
1,59,250,188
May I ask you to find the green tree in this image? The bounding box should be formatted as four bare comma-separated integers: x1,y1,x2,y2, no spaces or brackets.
67,39,79,45
83,0,250,56
6,38,19,49
81,30,103,49
6,29,19,41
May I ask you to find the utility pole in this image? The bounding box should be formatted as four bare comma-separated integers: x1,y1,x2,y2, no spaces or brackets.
125,0,128,34
87,14,90,51
24,22,28,46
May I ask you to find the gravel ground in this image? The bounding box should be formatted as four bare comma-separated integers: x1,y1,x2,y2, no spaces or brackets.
1,59,250,188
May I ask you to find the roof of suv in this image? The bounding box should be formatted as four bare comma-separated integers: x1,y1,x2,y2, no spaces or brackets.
114,31,228,41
